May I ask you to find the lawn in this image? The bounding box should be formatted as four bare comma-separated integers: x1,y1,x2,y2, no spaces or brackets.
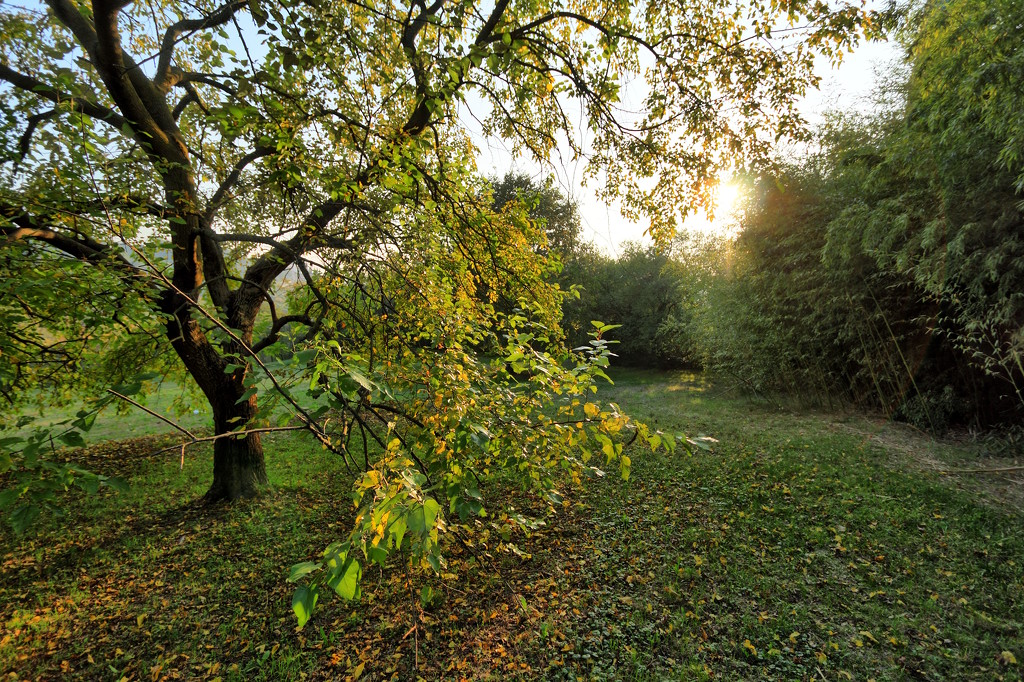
2,370,1022,680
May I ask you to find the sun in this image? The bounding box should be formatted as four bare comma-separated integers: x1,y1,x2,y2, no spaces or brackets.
686,178,745,238
712,179,744,223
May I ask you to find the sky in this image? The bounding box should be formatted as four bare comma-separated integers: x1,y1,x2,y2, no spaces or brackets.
473,33,903,255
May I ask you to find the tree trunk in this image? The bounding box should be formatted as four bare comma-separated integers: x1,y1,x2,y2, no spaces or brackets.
206,431,267,502
204,382,268,502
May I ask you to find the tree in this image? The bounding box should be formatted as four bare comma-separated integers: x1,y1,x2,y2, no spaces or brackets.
490,171,581,259
0,0,879,606
561,242,697,367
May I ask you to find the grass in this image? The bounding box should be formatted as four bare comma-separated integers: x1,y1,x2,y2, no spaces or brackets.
2,369,1022,680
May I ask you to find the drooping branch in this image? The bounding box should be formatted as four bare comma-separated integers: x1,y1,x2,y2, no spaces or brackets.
15,110,59,165
172,83,204,120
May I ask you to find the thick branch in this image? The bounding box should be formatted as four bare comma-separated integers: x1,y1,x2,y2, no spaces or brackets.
252,314,313,354
154,2,248,92
0,207,142,276
474,0,511,46
400,0,448,135
44,0,100,57
0,65,126,131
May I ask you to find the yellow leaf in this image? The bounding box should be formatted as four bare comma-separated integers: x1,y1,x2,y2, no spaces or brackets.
742,639,757,656
1000,651,1018,665
789,631,799,644
349,660,366,680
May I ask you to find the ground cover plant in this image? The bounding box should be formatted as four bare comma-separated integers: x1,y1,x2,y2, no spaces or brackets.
3,369,1021,680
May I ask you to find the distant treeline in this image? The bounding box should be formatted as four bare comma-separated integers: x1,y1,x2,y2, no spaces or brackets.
558,0,1024,433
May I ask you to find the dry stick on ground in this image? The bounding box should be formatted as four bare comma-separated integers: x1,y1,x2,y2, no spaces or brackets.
937,465,1024,475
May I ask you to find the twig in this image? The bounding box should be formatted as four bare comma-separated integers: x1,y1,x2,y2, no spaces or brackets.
146,425,308,458
107,388,197,439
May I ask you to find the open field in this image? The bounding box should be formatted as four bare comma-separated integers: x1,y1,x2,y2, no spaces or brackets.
2,370,1022,680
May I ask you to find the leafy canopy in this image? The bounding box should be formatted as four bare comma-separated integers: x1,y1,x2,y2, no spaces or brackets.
1,0,877,617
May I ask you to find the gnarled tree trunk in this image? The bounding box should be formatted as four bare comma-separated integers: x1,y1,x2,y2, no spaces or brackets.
165,296,270,502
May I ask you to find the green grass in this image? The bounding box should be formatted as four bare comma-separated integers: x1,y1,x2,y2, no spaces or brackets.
2,369,1022,680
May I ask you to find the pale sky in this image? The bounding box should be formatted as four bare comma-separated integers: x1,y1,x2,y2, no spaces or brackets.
473,36,903,255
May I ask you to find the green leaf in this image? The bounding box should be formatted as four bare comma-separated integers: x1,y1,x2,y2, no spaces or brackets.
327,557,361,600
294,349,317,364
103,476,129,493
287,561,322,582
10,504,41,535
291,585,319,628
58,431,86,448
408,497,440,536
236,387,258,405
367,545,388,566
389,515,407,549
0,486,24,509
79,475,100,495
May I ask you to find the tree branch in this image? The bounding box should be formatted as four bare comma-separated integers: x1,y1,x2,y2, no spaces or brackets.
44,0,100,57
15,110,59,165
0,65,126,132
179,71,241,99
154,1,249,92
474,0,511,46
252,314,313,354
203,146,274,223
1,205,140,274
107,388,198,439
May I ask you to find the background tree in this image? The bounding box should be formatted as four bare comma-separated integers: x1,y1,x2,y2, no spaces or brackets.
490,171,581,260
561,242,697,367
685,0,1024,430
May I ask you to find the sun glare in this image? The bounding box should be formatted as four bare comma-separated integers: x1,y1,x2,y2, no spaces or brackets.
714,181,743,221
688,178,744,238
